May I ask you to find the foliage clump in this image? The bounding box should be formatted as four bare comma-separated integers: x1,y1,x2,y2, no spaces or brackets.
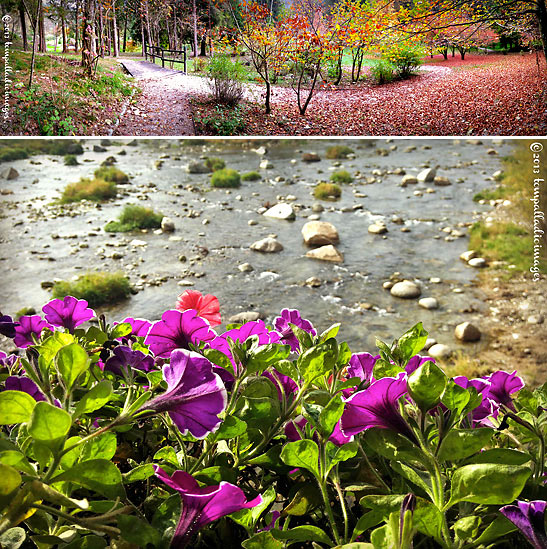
105,204,164,233
207,54,246,106
64,154,79,166
370,59,396,84
60,178,117,203
94,166,129,184
211,168,241,188
241,171,262,182
0,147,29,163
383,44,423,78
314,182,342,200
330,170,353,184
325,145,354,159
52,272,131,306
204,157,226,172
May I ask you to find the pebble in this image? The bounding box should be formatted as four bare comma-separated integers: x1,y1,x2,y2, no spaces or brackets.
250,237,284,253
419,297,439,310
263,203,296,221
430,277,442,284
428,344,452,359
161,217,175,232
417,167,436,182
460,250,477,262
527,315,544,325
177,280,195,286
248,219,258,226
468,257,487,268
238,263,254,272
305,276,322,287
368,223,388,234
305,244,344,262
454,322,482,342
302,221,339,246
422,338,437,351
390,280,421,299
228,311,262,323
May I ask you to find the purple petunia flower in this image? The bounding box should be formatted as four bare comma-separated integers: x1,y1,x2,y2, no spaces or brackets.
4,376,47,402
273,309,316,352
154,466,263,548
0,313,18,339
42,296,95,333
340,373,416,442
484,370,524,411
119,317,153,339
405,355,435,375
500,500,547,549
0,351,19,370
13,316,54,349
141,348,226,438
285,414,353,446
454,376,499,427
347,353,379,385
263,368,298,400
103,346,155,377
145,310,217,358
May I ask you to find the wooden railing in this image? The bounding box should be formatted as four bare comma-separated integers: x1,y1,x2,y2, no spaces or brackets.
144,43,187,73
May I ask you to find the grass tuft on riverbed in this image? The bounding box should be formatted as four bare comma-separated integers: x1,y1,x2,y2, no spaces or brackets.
314,182,342,200
94,166,129,184
61,178,117,203
105,204,163,232
52,272,131,307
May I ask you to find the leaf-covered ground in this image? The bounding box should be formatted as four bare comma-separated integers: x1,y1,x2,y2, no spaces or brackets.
198,53,546,136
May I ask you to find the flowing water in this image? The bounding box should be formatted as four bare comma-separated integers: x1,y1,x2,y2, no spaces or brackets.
0,138,513,352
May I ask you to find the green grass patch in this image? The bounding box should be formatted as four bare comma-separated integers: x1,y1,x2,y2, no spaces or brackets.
105,204,163,232
52,271,131,307
94,166,129,184
211,168,241,188
469,221,540,272
325,145,354,159
241,171,261,182
330,170,353,184
61,178,117,203
473,186,509,202
314,182,342,200
204,157,226,172
15,307,37,319
0,140,83,163
64,154,79,166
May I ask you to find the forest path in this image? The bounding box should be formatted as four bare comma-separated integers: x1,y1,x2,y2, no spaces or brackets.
115,59,211,136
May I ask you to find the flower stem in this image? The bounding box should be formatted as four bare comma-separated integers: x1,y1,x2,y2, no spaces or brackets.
318,443,341,545
357,442,390,493
332,466,349,543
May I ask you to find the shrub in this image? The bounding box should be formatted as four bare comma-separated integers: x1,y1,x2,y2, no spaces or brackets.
64,154,79,166
314,182,342,200
0,147,29,162
94,166,129,184
370,58,395,84
211,168,241,188
197,105,246,136
325,145,354,159
330,170,353,184
52,272,131,306
105,204,163,232
383,44,423,78
204,157,226,172
207,54,246,106
241,171,261,182
61,178,117,203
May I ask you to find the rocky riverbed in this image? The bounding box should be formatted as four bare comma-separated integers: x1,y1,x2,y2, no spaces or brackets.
0,138,529,366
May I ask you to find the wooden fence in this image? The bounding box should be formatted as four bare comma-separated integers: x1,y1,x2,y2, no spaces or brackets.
144,43,187,73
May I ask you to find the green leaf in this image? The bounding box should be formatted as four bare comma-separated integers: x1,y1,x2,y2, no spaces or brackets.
370,524,394,549
73,381,113,418
60,436,83,470
194,466,237,485
117,515,161,547
318,395,344,439
37,331,75,366
28,402,72,446
153,446,180,468
0,464,21,495
0,528,26,549
275,360,300,384
230,485,276,532
473,515,517,545
299,339,338,385
351,512,383,543
397,322,428,363
81,432,117,461
215,416,247,440
289,322,314,350
248,445,291,473
110,322,132,339
453,515,481,542
62,535,106,549
372,359,404,380
441,381,470,417
242,531,284,549
407,361,447,412
281,440,320,478
364,429,424,463
247,343,291,375
52,459,125,499
123,463,155,483
84,326,108,345
29,480,89,510
390,461,434,499
447,464,531,507
336,544,374,549
0,450,35,476
283,482,320,516
463,448,532,466
272,525,333,546
202,348,234,374
325,441,358,474
337,342,352,367
56,343,91,391
151,493,180,546
437,428,494,462
0,391,36,425
319,323,341,342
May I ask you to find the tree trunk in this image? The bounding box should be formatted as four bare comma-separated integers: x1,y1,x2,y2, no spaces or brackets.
74,0,79,51
538,0,547,59
38,2,46,52
112,3,119,56
442,47,448,60
458,46,465,60
123,6,127,52
192,0,198,57
265,78,271,114
82,0,95,76
97,3,104,56
28,0,41,88
61,16,67,53
18,2,28,51
200,35,206,56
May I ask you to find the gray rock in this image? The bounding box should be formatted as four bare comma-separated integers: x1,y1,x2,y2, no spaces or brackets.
260,160,274,169
302,221,339,246
419,297,439,310
401,175,418,186
41,281,55,289
305,276,322,287
417,167,436,182
422,338,437,351
434,176,451,186
460,250,477,262
93,145,107,153
250,237,283,253
390,280,421,299
312,203,324,213
161,217,175,232
305,244,343,262
1,167,19,180
248,219,258,226
368,223,388,234
228,311,262,323
302,152,321,162
455,322,482,342
468,257,487,268
428,343,452,359
187,161,211,174
177,279,195,286
238,263,254,272
263,203,296,221
527,314,544,325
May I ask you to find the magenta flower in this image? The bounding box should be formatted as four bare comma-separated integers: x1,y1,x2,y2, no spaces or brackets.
405,355,435,375
274,309,316,352
340,373,416,442
285,414,353,446
14,316,53,348
4,376,47,402
141,349,226,438
42,296,95,332
347,353,379,385
154,466,263,548
263,368,298,400
500,500,547,549
0,313,18,339
0,351,19,369
103,346,155,377
454,376,499,427
484,370,524,410
119,317,153,339
145,310,217,358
